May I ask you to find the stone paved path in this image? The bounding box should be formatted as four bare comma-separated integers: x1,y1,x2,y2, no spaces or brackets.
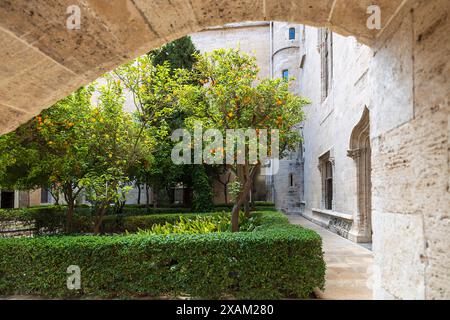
288,215,373,300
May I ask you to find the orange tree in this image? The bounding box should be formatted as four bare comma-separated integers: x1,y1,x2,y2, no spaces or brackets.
178,49,309,231
0,87,94,232
0,81,151,233
113,55,197,209
78,78,152,233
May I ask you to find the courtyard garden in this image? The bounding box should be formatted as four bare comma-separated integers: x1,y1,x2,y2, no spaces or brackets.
0,37,324,299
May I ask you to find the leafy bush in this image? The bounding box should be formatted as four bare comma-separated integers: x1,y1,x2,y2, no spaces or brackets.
133,213,230,235
0,211,325,299
102,212,227,234
129,211,259,236
238,211,259,232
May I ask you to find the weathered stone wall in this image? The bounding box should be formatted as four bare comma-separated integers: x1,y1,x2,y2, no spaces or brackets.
370,0,450,300
191,22,271,79
270,158,303,213
29,189,42,206
0,220,35,238
272,0,449,299
267,22,305,213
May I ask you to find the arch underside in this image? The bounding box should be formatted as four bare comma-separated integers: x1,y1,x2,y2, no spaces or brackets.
0,0,406,134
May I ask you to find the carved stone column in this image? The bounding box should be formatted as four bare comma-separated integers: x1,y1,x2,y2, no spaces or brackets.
347,148,361,160
347,147,371,242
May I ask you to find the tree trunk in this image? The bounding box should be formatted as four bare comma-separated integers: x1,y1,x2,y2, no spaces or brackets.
145,184,150,212
231,164,260,232
137,183,141,205
66,201,75,234
244,195,250,218
93,204,108,235
250,184,256,211
231,183,252,232
153,188,157,209
49,187,60,206
224,184,228,204
115,199,126,214
216,169,231,205
244,164,251,217
63,184,75,234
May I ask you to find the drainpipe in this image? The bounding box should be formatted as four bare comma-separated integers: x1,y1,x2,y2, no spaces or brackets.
267,21,276,203
270,21,273,79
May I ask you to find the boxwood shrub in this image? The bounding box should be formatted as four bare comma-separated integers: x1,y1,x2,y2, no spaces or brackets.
0,206,274,234
0,206,94,235
0,211,325,299
0,207,215,234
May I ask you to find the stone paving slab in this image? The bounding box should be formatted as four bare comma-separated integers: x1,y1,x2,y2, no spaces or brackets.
288,215,373,300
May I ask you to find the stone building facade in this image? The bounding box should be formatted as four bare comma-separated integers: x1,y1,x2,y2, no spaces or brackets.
265,22,305,214
0,189,41,209
284,26,376,245
191,21,271,79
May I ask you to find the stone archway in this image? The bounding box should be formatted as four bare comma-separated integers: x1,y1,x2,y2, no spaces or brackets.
348,107,371,243
0,0,448,300
0,0,408,134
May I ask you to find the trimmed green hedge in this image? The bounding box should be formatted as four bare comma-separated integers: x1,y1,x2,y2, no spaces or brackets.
0,203,275,220
0,211,325,299
215,201,274,207
0,205,276,234
0,207,228,234
1,205,193,216
0,206,92,234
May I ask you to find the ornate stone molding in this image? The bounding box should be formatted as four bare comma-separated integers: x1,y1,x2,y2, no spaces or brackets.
347,148,361,159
